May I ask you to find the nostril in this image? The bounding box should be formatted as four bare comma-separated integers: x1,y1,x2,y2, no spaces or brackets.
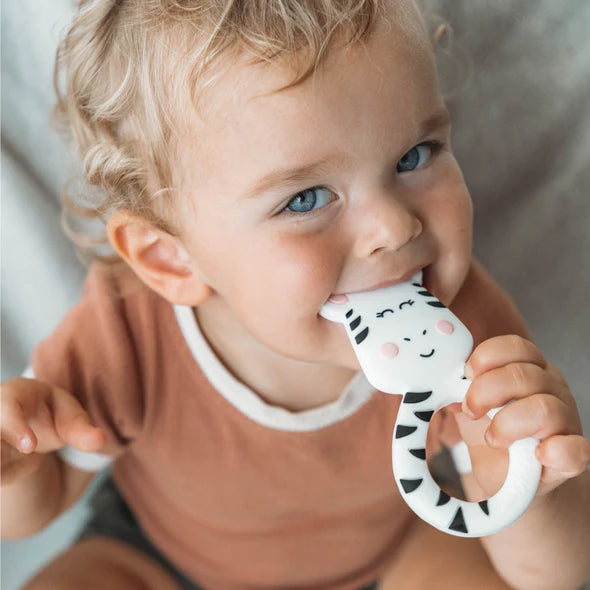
380,342,399,359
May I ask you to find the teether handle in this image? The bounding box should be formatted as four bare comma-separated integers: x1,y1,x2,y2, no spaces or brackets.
392,381,542,537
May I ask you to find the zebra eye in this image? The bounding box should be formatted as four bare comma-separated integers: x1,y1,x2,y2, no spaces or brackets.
399,299,415,310
376,308,394,318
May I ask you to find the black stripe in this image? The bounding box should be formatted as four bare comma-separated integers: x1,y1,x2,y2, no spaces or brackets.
417,289,433,296
355,327,369,345
395,425,417,438
400,478,423,494
426,301,446,308
414,410,434,422
345,309,353,318
403,390,433,404
436,490,451,506
409,448,426,460
349,316,361,330
449,507,468,534
479,500,490,516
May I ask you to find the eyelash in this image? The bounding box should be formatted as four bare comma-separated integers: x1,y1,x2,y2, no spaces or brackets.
396,140,443,173
281,187,334,216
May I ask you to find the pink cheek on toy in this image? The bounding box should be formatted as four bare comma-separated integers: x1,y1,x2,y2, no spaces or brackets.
380,342,400,359
436,320,454,335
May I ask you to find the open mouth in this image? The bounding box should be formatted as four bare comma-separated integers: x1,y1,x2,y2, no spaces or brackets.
419,349,435,358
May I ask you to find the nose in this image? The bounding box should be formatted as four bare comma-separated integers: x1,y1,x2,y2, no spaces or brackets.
352,193,422,258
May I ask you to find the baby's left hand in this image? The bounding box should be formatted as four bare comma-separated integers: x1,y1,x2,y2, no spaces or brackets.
454,335,590,497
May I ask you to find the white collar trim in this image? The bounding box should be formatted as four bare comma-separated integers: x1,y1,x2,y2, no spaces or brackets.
173,305,375,432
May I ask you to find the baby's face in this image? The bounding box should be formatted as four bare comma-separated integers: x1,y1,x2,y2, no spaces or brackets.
174,7,473,370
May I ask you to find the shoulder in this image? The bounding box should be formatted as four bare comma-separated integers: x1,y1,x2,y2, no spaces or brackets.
450,258,530,347
32,262,162,386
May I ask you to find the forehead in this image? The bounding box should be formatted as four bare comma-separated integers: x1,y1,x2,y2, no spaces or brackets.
178,4,438,192
197,3,433,117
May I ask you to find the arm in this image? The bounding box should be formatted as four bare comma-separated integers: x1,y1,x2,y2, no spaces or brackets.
1,377,105,539
1,452,96,539
451,259,590,589
479,471,590,590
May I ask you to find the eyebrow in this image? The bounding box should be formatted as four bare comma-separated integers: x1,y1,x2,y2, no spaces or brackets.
243,156,339,200
419,108,451,137
243,108,451,200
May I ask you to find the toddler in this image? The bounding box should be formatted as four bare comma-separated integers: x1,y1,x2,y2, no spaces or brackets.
2,1,589,589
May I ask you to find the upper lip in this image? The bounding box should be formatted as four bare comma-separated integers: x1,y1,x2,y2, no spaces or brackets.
332,266,425,297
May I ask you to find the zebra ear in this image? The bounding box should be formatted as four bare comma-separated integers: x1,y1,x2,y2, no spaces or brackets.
319,299,348,323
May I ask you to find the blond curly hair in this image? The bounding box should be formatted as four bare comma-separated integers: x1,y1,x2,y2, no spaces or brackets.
54,0,392,262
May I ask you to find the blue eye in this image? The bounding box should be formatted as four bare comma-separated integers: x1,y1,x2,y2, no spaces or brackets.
396,143,435,173
285,187,333,213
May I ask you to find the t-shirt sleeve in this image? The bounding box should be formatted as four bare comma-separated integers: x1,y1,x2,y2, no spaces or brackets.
30,264,144,469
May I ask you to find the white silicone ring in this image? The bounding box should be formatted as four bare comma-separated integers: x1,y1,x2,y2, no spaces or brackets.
392,386,542,537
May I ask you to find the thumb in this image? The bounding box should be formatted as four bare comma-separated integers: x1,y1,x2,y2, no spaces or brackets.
50,388,106,453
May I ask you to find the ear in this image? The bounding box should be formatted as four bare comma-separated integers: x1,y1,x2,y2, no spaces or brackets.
106,210,211,306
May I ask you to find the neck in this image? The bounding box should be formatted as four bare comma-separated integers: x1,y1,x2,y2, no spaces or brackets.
194,300,356,412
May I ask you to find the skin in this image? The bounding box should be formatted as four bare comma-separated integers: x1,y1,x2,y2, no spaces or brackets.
2,1,589,588
115,10,473,410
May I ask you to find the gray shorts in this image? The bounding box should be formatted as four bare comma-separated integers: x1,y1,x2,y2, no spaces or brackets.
79,475,378,590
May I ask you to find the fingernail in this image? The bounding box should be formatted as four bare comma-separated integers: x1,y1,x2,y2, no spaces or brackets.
19,435,33,452
464,362,474,380
485,429,495,447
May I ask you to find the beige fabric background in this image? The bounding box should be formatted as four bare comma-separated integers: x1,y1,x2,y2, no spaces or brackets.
2,1,589,588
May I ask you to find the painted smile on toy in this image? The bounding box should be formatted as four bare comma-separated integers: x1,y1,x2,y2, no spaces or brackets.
419,349,435,358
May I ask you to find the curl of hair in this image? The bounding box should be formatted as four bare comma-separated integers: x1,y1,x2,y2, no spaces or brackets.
55,0,470,264
54,0,385,263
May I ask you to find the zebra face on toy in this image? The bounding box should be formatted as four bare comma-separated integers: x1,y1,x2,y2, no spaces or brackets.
320,272,541,538
320,274,473,394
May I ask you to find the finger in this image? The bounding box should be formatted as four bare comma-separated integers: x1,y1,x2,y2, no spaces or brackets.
0,398,38,454
50,389,106,452
452,410,490,447
463,444,509,498
466,335,547,378
536,434,590,476
463,361,570,419
485,394,575,448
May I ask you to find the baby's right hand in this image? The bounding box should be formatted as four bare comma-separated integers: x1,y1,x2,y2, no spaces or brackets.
1,377,105,484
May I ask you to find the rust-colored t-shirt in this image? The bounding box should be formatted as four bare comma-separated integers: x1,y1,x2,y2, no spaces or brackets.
32,265,413,590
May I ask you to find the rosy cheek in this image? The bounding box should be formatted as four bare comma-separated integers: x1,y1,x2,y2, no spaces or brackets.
436,320,454,335
380,342,399,359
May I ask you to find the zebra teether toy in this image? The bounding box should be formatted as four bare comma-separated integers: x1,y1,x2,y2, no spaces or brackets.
320,272,542,537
